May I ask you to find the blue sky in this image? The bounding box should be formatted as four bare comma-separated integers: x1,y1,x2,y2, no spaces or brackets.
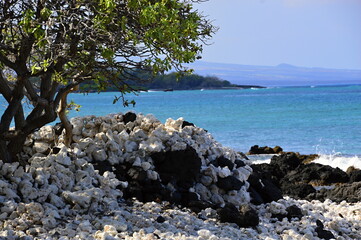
194,0,361,70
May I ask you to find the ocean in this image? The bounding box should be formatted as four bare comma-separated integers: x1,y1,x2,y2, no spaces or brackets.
1,85,361,168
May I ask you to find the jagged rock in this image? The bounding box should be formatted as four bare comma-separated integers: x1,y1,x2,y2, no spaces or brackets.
285,163,349,185
235,159,246,168
181,120,195,128
280,182,316,199
270,153,302,174
151,146,201,189
348,169,361,183
216,176,244,191
315,220,335,240
326,182,361,203
248,164,283,204
247,145,283,155
217,203,259,228
211,156,235,171
285,205,303,220
123,112,137,124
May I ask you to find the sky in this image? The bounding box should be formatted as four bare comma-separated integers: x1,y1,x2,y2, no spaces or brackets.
194,0,361,70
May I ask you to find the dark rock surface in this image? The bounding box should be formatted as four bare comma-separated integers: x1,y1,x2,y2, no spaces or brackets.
123,112,137,124
216,176,244,191
217,203,259,228
270,153,302,174
247,145,283,155
271,205,303,221
348,169,361,183
212,156,235,170
315,220,335,240
248,152,357,203
248,168,283,204
152,146,202,189
181,120,195,128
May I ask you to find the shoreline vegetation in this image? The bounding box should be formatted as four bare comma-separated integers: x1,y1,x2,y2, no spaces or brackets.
79,72,265,93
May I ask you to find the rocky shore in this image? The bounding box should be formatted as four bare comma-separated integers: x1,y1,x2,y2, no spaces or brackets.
0,113,360,239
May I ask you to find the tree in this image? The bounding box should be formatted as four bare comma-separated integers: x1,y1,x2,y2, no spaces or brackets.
0,0,215,163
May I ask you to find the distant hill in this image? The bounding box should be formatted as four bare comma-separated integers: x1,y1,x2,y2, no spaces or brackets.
80,72,264,92
188,61,361,86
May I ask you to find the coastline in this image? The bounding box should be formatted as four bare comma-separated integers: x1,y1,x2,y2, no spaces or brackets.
0,113,359,239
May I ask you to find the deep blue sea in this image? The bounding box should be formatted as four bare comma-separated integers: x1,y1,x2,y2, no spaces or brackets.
1,85,360,157
64,85,361,156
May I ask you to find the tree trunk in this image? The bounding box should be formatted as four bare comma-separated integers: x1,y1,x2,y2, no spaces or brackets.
58,85,79,147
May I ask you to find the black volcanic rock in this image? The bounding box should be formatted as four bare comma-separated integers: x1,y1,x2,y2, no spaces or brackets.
216,176,244,191
286,205,303,220
151,146,202,189
123,112,137,124
280,182,316,199
315,220,335,240
349,170,361,183
212,156,235,170
270,153,302,174
235,159,246,168
326,182,361,203
248,168,283,204
217,203,259,228
181,120,195,128
284,163,349,185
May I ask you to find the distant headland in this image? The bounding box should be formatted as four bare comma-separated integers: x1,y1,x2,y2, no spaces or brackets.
80,72,265,92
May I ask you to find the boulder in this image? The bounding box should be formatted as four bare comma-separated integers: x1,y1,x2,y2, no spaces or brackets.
211,156,235,171
181,120,195,128
216,176,244,191
151,146,202,189
217,203,259,228
247,168,283,204
270,153,302,174
284,163,349,185
123,112,137,124
315,220,335,240
348,169,361,183
248,145,276,155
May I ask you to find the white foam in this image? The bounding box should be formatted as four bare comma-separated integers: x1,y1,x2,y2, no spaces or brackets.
314,154,361,171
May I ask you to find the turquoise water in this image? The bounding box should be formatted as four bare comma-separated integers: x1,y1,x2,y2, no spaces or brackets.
66,85,361,155
1,85,361,155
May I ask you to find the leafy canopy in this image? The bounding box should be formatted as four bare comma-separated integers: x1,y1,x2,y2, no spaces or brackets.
0,0,215,162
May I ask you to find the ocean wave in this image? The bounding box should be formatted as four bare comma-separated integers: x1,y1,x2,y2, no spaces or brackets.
313,154,361,171
247,153,361,172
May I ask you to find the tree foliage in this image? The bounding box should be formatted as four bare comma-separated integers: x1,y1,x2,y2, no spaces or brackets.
0,0,215,162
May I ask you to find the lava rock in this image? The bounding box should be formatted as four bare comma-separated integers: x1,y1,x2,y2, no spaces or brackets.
123,112,137,124
280,182,316,199
188,200,213,213
349,170,361,183
235,159,246,168
286,205,303,220
270,153,302,174
217,203,259,228
326,182,361,203
248,145,276,155
216,176,244,191
315,219,335,240
152,146,202,189
212,156,235,170
286,163,349,185
248,165,283,204
181,120,195,128
156,216,166,223
93,161,113,175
